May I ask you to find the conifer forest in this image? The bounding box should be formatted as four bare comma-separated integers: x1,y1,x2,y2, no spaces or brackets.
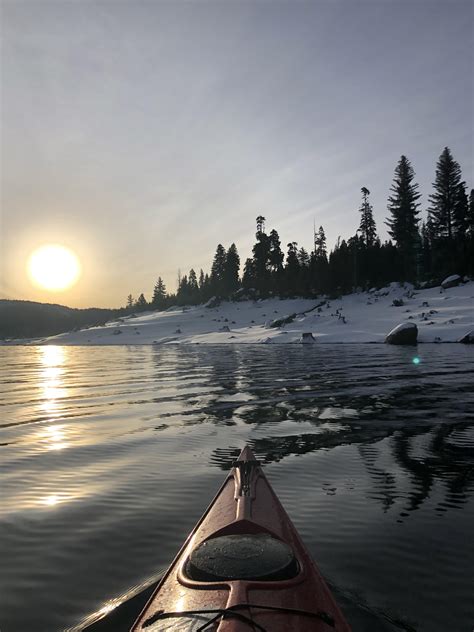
130,148,474,311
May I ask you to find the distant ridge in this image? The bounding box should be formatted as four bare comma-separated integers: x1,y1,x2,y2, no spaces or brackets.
0,299,120,339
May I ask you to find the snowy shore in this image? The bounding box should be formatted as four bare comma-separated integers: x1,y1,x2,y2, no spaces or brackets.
17,280,473,346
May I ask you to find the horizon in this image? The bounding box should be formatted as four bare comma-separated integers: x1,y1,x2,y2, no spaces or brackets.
1,0,472,308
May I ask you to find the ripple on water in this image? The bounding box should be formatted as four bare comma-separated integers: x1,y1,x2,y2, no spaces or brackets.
0,344,473,632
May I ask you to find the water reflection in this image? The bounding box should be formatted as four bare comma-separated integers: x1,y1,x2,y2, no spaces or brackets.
1,345,474,632
39,423,69,451
39,345,68,417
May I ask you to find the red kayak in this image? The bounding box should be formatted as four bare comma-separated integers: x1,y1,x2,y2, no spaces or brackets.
131,446,351,631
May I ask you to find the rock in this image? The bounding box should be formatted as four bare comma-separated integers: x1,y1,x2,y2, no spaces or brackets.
205,296,221,308
300,332,316,344
385,322,418,345
392,298,404,307
232,288,258,302
174,328,182,334
441,274,461,289
458,330,474,344
269,313,296,328
113,329,122,335
219,325,230,332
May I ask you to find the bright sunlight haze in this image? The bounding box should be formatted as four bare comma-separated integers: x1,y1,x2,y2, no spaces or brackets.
27,245,81,292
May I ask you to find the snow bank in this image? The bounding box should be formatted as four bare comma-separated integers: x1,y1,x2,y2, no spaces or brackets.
14,281,474,345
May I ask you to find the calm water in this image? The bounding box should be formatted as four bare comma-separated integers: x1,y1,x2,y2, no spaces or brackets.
1,345,473,632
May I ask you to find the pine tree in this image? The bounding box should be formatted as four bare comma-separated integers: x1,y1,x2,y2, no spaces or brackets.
210,244,227,296
468,189,474,236
152,277,167,309
224,243,240,296
386,156,421,280
252,217,271,294
242,258,256,289
358,187,377,247
268,229,284,272
311,226,329,294
126,294,134,309
135,293,148,310
428,147,462,241
314,226,327,259
285,242,300,295
187,269,196,299
453,182,469,236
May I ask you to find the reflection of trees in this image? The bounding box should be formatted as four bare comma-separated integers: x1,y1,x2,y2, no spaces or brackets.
210,427,392,471
147,345,474,522
393,422,474,516
358,443,397,512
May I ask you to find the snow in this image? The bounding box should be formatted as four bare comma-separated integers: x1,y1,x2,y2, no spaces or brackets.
386,322,417,334
10,281,474,346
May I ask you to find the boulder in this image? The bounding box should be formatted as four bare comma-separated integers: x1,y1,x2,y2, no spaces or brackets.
219,325,230,332
385,322,418,345
392,298,404,307
232,288,258,302
300,332,316,344
269,313,296,328
205,296,221,308
441,274,461,289
458,330,474,344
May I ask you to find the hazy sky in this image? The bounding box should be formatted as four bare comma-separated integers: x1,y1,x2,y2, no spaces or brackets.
1,0,472,308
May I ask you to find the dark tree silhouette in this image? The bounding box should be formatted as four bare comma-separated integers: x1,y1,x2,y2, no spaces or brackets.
210,244,227,296
386,155,421,280
151,277,167,309
358,187,377,247
224,243,240,295
428,147,462,241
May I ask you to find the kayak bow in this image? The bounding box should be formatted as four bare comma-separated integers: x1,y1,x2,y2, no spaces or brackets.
131,446,351,631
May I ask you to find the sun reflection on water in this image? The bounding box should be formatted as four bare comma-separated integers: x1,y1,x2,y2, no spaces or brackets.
39,346,68,417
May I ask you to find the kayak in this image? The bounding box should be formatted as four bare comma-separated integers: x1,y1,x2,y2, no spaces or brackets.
131,446,351,631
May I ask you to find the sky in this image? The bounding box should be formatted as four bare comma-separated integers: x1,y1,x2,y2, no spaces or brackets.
1,0,472,308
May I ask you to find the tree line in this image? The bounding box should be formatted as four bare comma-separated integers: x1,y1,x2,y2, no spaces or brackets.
127,147,473,311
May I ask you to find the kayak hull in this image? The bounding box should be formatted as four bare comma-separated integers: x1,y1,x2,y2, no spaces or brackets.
131,447,351,631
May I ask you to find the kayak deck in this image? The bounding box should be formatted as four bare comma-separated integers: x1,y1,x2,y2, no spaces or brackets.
131,447,351,631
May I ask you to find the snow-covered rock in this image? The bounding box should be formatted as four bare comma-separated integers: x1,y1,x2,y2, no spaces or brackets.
385,322,418,345
300,332,316,344
441,274,461,289
204,296,221,308
458,330,474,344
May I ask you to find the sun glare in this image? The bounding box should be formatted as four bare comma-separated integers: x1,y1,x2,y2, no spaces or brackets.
28,245,81,292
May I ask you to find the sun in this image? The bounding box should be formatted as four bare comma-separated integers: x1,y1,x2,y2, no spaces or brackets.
27,245,81,292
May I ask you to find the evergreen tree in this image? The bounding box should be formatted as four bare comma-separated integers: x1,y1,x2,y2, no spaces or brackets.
210,244,227,296
268,229,284,272
428,147,462,241
224,243,240,296
198,269,205,291
314,226,327,258
135,293,148,311
252,217,271,294
468,190,474,237
152,277,167,309
453,181,469,236
284,242,300,295
358,187,377,247
126,294,134,309
242,258,256,289
311,226,329,294
188,269,199,303
386,155,421,279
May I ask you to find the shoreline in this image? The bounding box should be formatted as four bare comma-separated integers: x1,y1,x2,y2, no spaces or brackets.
2,280,473,347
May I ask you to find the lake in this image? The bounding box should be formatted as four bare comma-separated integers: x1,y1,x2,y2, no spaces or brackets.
1,344,473,631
